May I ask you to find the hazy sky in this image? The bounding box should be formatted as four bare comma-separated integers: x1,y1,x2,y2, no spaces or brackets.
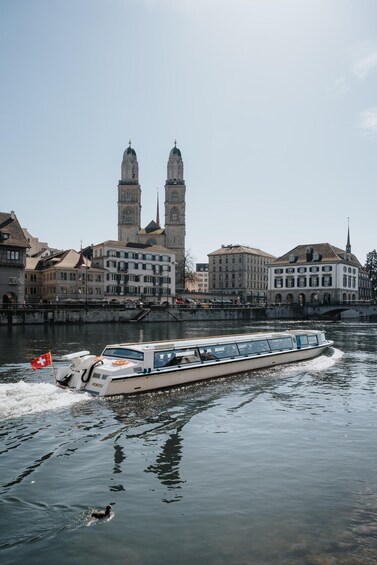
1,0,377,264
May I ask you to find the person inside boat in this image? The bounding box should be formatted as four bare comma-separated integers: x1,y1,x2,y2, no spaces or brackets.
200,349,216,361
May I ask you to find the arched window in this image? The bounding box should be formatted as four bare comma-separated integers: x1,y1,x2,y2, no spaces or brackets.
275,293,282,304
287,293,293,304
323,293,331,304
172,191,179,202
124,208,134,224
170,207,179,224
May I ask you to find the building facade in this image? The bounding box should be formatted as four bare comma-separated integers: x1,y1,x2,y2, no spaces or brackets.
0,211,29,307
91,241,176,303
117,141,186,290
25,249,105,304
208,245,275,304
267,239,366,305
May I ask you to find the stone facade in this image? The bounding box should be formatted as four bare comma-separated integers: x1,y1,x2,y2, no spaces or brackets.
25,250,105,304
208,245,275,304
117,142,186,290
0,211,30,306
91,240,176,303
267,242,368,305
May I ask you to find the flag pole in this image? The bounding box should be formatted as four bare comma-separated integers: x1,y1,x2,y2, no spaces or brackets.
50,351,57,382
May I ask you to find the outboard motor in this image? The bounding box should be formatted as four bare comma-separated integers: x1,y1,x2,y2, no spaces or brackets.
56,351,101,391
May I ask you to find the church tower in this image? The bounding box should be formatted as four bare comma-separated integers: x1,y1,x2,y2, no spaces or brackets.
165,142,186,290
118,141,141,242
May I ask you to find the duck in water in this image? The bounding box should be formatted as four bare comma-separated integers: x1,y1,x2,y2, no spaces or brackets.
91,503,113,519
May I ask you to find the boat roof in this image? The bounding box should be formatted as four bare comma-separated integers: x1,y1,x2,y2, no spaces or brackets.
104,329,321,352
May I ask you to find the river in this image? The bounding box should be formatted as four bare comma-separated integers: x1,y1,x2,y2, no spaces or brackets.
1,320,377,564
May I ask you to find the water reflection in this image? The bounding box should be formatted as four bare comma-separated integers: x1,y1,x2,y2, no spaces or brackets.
107,387,226,502
145,425,185,501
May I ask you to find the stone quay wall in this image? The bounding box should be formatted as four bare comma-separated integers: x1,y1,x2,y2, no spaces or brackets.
2,303,377,326
0,306,259,326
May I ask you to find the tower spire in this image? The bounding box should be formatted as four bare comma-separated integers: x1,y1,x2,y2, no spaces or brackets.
156,189,160,228
346,217,351,255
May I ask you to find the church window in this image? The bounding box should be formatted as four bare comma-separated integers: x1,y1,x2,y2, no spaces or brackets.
172,192,178,202
124,208,134,224
170,207,179,223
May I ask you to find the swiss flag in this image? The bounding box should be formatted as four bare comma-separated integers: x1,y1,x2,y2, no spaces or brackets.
30,352,52,370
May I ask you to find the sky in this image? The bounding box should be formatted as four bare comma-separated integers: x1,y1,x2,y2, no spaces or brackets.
1,0,377,264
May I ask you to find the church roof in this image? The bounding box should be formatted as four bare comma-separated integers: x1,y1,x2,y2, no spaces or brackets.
123,141,137,159
144,220,160,233
169,144,181,158
125,146,136,157
139,226,165,236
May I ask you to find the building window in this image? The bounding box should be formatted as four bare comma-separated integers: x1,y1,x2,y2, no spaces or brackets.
6,250,20,261
124,208,134,224
170,207,179,223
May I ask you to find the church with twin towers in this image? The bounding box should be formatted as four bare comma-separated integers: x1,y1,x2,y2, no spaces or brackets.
117,141,186,289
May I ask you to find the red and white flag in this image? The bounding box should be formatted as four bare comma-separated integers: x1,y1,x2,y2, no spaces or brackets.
30,352,52,370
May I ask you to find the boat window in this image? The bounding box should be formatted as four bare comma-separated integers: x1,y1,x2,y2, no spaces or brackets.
268,337,293,351
200,343,239,361
296,335,309,347
307,334,318,346
102,347,144,361
237,340,270,355
154,347,201,368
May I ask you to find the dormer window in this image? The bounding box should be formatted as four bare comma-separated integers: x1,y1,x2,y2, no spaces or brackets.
0,231,10,241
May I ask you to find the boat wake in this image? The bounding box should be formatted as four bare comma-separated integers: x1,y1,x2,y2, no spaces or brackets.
278,347,343,377
0,381,92,421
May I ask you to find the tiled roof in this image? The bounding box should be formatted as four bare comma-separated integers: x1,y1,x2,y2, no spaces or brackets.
208,245,275,259
0,212,30,249
271,243,362,267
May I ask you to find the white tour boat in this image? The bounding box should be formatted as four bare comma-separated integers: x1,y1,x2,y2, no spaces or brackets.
55,329,334,397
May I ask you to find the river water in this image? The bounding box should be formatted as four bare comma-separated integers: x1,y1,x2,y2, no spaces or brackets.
1,320,377,564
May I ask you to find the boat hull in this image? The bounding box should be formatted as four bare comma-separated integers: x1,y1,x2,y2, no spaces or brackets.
57,343,331,397
104,344,329,396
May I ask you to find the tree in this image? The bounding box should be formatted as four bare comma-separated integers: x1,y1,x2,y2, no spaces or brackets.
365,250,377,297
183,249,197,289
